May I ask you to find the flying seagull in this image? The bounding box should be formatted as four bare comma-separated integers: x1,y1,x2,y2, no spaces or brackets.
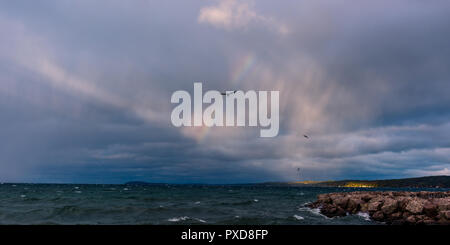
297,133,309,139
221,90,237,96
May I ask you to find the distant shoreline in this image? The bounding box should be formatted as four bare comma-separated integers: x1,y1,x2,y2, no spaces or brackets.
286,176,450,188
126,176,450,188
1,176,449,188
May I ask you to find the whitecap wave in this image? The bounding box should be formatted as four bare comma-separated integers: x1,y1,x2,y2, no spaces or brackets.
298,206,331,219
357,212,371,221
168,216,190,222
293,215,304,220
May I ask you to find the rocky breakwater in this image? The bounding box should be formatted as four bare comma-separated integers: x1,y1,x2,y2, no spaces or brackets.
307,191,450,225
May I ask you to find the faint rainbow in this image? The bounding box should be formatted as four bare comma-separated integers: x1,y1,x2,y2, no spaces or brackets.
196,126,211,142
231,54,256,84
194,54,256,142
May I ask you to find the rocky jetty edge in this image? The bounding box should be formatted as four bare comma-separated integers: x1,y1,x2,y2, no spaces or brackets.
307,191,450,225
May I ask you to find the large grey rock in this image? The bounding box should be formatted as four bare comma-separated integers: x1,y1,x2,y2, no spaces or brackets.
434,198,450,211
347,198,363,213
368,198,384,212
423,201,438,217
372,211,384,221
317,194,332,204
333,197,349,209
439,210,450,220
405,215,416,224
405,198,425,214
381,198,398,215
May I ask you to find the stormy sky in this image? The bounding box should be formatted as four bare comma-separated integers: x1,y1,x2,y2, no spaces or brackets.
1,0,449,184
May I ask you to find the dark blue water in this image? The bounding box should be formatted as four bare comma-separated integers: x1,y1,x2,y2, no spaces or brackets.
0,183,447,225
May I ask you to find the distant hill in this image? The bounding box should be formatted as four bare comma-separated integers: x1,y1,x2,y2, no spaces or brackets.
296,176,450,188
125,181,167,186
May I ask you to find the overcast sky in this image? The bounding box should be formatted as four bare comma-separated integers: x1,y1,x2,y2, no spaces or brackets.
1,0,449,183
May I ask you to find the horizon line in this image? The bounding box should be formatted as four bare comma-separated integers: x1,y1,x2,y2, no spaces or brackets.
1,175,447,186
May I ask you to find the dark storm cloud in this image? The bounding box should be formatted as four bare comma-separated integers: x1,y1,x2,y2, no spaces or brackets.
0,0,449,183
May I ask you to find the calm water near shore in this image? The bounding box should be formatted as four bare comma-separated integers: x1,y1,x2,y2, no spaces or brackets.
0,183,447,225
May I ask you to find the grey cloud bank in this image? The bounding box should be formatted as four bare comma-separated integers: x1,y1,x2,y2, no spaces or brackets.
0,0,449,183
170,82,280,137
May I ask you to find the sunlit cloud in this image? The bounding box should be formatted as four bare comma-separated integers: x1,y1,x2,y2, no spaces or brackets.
198,0,289,34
